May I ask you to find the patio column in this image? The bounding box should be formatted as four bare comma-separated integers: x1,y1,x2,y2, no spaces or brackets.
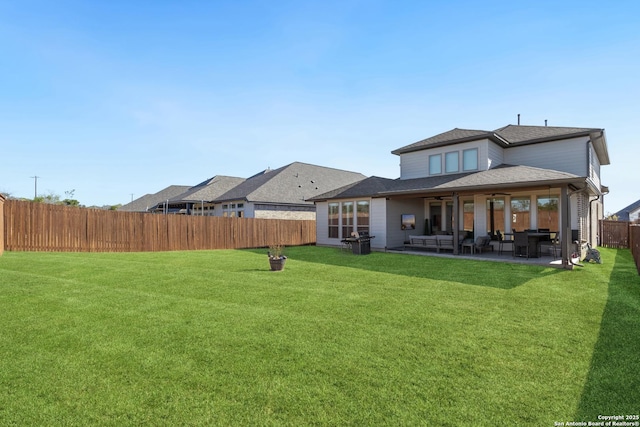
453,193,459,255
561,186,572,269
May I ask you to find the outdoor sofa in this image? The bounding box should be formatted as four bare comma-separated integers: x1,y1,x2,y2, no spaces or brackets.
406,234,464,253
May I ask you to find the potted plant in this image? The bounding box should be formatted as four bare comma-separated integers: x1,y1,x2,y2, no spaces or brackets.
268,245,287,271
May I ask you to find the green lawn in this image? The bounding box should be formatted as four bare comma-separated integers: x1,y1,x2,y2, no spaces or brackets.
0,246,638,426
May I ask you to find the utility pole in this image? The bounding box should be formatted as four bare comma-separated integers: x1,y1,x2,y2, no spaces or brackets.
130,193,134,202
30,176,40,199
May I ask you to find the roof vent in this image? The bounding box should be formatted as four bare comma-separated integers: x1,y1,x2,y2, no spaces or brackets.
517,114,520,125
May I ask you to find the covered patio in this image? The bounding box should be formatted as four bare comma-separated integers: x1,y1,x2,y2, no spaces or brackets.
385,243,571,268
372,164,600,270
313,164,605,271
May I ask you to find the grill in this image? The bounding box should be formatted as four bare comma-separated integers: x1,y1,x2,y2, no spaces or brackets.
342,231,375,255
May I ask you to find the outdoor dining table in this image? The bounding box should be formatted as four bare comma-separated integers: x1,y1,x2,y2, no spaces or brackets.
523,232,552,258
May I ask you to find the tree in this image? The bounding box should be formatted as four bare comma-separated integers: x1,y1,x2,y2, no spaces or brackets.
33,189,82,207
62,189,80,206
34,191,61,204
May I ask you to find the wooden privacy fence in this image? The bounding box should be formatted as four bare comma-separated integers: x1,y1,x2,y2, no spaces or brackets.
632,225,640,275
3,200,316,252
0,194,5,255
599,219,630,249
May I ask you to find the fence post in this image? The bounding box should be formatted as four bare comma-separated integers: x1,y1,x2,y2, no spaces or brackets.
0,194,5,256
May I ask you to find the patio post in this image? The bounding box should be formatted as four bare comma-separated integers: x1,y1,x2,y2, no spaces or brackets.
453,193,459,255
561,186,573,269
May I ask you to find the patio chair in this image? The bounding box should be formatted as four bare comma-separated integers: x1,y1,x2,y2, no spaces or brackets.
474,235,493,253
547,238,561,259
513,231,530,258
497,230,514,255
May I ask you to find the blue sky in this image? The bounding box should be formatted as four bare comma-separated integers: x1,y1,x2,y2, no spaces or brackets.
1,0,638,213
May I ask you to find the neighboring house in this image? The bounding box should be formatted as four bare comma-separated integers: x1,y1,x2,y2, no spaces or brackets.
118,185,191,213
211,162,366,220
613,199,640,222
311,125,610,267
149,175,246,215
119,162,365,220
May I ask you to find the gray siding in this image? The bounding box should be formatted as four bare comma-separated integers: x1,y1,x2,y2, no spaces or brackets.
588,142,601,189
504,136,589,176
399,151,428,179
370,198,387,249
315,201,332,246
399,139,494,179
487,141,504,169
385,199,425,249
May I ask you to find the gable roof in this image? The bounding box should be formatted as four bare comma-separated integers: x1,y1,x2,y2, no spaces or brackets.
214,162,366,205
310,164,584,201
118,185,191,212
392,124,610,165
613,199,640,221
391,128,505,154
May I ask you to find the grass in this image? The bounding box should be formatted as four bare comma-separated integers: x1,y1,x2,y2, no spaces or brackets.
0,246,638,426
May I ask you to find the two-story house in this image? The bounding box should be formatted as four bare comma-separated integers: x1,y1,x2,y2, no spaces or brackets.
311,125,610,267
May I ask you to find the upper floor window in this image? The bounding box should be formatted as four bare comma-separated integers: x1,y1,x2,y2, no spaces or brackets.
429,154,442,175
463,148,478,171
445,152,459,173
429,148,478,176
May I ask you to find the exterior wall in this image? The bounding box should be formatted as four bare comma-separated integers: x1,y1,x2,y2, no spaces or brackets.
210,201,314,220
487,141,505,169
504,136,589,176
254,209,316,220
211,201,254,217
314,198,377,247
591,198,603,245
399,139,492,179
576,192,589,244
370,198,387,249
315,201,331,246
569,191,601,246
399,150,428,179
631,207,640,222
474,195,488,237
318,188,593,249
587,142,602,190
385,198,425,249
476,189,570,238
244,203,255,218
254,204,316,220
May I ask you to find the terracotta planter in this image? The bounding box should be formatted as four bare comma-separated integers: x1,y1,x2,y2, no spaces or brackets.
269,257,286,271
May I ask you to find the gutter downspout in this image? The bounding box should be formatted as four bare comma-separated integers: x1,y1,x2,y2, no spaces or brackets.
589,195,600,246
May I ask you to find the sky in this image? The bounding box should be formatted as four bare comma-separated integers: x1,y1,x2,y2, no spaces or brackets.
0,0,638,213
